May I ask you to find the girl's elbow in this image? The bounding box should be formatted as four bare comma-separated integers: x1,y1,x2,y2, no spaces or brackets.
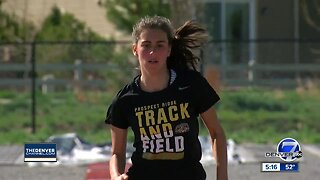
209,127,226,140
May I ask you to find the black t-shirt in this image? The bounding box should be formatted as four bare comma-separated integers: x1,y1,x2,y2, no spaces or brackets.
105,69,220,180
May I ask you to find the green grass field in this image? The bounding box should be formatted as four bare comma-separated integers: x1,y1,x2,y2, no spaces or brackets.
0,87,319,145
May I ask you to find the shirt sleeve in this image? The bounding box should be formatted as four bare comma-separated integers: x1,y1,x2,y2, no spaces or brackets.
105,89,130,129
191,71,220,114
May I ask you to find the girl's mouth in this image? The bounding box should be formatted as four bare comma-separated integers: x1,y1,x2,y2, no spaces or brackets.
148,60,158,64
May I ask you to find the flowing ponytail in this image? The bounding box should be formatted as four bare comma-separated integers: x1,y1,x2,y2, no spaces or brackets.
168,20,208,71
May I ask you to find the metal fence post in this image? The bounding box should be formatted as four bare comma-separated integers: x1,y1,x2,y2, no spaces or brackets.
74,59,82,93
31,41,36,134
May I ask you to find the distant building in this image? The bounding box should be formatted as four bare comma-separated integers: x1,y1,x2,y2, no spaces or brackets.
2,0,319,65
1,0,131,41
202,0,320,65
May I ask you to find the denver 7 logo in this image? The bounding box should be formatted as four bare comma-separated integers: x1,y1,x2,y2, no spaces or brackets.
277,138,302,162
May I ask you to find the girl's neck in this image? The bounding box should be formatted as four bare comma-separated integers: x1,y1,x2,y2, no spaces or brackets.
140,69,170,92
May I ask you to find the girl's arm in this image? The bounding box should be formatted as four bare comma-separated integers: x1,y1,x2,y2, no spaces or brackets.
109,125,129,180
201,108,228,180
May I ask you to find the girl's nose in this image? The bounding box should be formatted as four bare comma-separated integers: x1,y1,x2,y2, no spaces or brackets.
149,50,154,55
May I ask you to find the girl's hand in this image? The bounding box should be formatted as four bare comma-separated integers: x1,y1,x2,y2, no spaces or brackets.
113,174,129,180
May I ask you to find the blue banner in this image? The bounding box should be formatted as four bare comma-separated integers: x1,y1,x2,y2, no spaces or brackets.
24,143,57,162
280,162,299,172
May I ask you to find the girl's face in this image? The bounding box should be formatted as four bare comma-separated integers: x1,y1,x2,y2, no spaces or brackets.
132,28,171,74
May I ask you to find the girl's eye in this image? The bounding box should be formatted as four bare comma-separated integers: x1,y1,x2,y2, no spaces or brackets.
141,44,150,48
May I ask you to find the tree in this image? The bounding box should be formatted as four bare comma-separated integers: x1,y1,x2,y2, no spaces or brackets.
36,6,104,42
34,6,135,90
0,9,35,68
34,7,116,83
35,6,113,64
104,0,171,33
0,9,35,42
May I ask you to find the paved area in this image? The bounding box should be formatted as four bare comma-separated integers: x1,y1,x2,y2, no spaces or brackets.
0,145,23,165
0,144,319,180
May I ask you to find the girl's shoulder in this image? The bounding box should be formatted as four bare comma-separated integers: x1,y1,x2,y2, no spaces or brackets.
176,68,203,82
114,77,138,99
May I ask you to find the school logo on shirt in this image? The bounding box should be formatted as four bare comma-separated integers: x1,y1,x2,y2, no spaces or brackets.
175,123,190,134
134,100,191,160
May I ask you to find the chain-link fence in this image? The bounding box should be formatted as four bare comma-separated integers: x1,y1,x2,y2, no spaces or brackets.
0,41,136,92
203,39,320,87
1,40,320,91
1,40,320,134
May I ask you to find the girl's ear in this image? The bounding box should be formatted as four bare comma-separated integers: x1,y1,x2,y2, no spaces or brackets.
132,44,138,56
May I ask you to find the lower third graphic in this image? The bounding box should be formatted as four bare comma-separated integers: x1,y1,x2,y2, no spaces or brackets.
24,143,57,162
265,137,302,162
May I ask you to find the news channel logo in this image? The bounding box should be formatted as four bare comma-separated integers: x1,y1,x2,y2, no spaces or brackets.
24,143,57,162
265,138,303,162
